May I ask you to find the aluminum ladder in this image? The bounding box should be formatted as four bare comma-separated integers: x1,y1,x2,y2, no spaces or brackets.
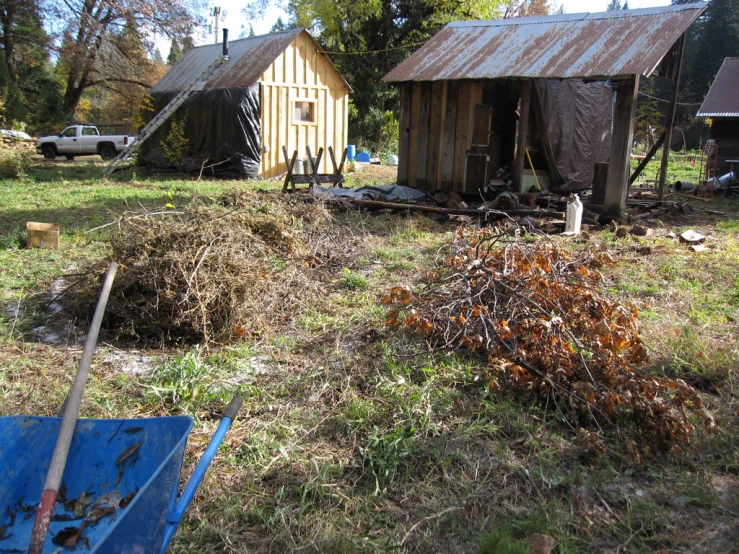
103,55,229,175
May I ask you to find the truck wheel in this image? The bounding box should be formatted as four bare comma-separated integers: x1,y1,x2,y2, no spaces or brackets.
99,145,116,160
42,145,56,160
65,155,75,161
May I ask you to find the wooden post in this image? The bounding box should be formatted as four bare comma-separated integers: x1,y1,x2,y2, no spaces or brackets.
397,85,411,186
312,147,324,185
514,80,532,192
328,145,338,173
282,147,298,192
657,36,685,201
336,147,347,187
592,162,609,206
604,76,639,217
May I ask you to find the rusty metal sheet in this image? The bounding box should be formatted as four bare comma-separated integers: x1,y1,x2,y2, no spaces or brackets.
697,57,739,117
383,4,707,82
153,30,301,92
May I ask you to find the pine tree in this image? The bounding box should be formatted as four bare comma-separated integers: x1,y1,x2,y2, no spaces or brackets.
672,0,739,148
168,38,183,65
0,0,65,132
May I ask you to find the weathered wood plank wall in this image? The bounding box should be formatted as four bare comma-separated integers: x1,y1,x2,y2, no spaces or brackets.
397,79,525,193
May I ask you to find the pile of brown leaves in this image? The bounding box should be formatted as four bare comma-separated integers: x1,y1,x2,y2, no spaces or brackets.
383,227,715,454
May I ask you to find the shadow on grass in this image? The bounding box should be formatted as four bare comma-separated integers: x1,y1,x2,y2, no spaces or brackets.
0,196,193,240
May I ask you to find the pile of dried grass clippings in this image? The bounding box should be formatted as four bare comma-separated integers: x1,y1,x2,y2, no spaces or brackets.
74,190,333,345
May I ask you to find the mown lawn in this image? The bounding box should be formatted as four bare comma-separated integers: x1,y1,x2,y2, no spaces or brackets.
0,157,737,553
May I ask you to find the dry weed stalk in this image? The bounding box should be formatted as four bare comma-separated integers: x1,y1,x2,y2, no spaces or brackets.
383,227,715,455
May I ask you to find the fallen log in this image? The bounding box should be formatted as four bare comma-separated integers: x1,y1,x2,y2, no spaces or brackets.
629,210,662,221
669,192,713,203
337,198,565,219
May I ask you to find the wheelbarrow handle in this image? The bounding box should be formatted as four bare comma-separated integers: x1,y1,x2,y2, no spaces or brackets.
224,395,244,421
160,396,244,553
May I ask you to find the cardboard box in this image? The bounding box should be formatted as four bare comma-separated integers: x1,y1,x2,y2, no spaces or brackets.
26,222,60,249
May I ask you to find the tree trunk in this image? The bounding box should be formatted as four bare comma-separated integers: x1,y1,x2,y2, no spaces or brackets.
1,2,18,81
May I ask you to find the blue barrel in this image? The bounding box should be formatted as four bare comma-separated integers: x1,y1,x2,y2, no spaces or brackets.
347,145,356,160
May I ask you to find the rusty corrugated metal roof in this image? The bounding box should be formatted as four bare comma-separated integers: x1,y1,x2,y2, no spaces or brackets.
152,29,351,92
697,58,739,117
383,4,707,83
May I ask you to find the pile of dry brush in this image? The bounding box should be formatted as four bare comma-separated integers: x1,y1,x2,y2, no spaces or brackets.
74,190,333,344
383,227,716,455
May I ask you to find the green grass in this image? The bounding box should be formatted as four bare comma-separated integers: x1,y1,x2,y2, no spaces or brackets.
339,267,368,289
632,153,701,185
1,158,738,553
478,527,530,554
716,218,739,232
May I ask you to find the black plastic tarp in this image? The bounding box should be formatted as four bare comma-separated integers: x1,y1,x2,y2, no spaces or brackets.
312,184,430,202
533,79,613,192
139,85,261,178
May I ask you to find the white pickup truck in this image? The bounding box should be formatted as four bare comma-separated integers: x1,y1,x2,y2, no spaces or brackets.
36,125,136,161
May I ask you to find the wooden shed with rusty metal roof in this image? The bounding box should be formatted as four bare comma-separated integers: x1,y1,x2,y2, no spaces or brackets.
145,29,351,178
383,4,707,215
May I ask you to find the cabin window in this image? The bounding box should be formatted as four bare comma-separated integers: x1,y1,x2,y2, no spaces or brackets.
62,127,77,137
293,100,316,124
82,127,99,136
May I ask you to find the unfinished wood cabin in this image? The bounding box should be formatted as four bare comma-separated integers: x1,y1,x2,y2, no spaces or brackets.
257,31,352,178
397,79,529,194
148,29,351,178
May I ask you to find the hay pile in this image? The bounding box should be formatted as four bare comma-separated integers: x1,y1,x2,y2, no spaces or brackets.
75,191,331,344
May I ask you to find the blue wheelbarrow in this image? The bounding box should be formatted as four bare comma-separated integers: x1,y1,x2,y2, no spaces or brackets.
0,396,242,553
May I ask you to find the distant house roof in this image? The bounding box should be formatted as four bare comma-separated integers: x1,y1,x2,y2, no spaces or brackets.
697,58,739,118
152,29,350,93
383,3,706,83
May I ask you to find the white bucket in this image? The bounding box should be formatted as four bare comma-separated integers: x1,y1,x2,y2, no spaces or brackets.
564,194,583,235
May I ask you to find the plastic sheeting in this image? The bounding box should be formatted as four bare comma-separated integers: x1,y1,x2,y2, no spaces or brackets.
139,86,261,177
534,79,613,192
312,184,429,202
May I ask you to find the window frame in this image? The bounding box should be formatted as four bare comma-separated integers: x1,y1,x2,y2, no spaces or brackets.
292,98,317,126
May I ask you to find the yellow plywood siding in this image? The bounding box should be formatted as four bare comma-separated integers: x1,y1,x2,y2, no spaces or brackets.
258,31,350,178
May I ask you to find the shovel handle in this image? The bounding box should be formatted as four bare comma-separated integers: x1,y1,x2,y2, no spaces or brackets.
30,262,118,554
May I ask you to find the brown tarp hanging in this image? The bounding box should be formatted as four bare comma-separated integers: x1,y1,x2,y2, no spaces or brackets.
534,79,613,192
